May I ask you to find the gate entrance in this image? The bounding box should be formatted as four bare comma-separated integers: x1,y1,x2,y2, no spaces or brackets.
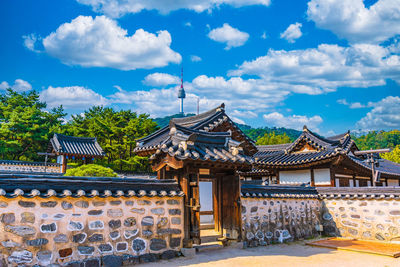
199,179,214,230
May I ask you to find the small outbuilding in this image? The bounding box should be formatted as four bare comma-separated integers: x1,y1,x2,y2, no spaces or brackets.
48,133,105,173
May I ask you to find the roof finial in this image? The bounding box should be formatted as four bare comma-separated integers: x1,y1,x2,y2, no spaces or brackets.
303,125,308,131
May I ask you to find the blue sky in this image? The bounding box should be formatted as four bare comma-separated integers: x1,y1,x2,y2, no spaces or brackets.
1,0,400,136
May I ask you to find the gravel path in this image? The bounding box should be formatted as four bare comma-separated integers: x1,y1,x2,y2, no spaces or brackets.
139,241,399,267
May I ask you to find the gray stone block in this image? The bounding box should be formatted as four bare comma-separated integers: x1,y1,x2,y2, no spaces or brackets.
180,248,196,258
102,255,123,267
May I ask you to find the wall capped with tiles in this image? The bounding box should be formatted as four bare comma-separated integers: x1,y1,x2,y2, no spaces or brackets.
241,197,322,247
0,196,184,266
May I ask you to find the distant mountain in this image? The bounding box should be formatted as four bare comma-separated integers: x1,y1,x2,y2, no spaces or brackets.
153,113,301,142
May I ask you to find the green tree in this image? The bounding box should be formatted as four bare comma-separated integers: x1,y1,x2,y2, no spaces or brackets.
64,106,158,172
0,89,65,160
382,145,400,164
65,164,118,177
256,132,291,145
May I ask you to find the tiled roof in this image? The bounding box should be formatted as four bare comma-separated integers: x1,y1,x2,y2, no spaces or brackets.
317,187,400,199
50,133,105,157
134,103,256,155
150,123,253,166
0,174,183,198
349,156,400,177
255,126,354,167
241,181,319,198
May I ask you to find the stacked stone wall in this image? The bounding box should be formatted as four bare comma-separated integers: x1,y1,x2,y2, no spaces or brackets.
241,197,322,247
0,163,61,174
0,195,183,266
321,197,400,242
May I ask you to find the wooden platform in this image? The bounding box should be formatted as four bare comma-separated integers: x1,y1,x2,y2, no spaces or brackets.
306,238,400,258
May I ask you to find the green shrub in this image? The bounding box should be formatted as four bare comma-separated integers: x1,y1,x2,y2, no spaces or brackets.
65,164,118,177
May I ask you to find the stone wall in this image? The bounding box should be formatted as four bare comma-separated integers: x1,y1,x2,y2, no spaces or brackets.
0,195,184,266
318,187,400,242
241,197,322,247
0,161,61,174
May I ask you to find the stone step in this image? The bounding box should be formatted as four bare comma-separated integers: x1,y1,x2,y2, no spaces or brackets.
201,234,222,243
194,241,224,252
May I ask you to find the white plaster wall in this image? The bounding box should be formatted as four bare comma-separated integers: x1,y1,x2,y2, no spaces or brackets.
279,170,311,185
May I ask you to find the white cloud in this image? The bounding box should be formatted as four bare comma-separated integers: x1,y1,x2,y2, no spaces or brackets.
77,0,271,17
36,15,181,70
231,109,257,118
208,23,249,50
231,43,400,93
0,79,32,92
40,86,108,109
184,22,192,28
280,22,302,43
263,112,323,131
22,34,41,52
109,74,291,118
356,96,400,130
337,98,369,109
261,31,267,39
109,86,219,117
307,0,400,44
190,55,202,62
143,73,180,87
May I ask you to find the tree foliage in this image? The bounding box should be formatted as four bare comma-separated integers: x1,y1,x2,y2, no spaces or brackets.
353,130,400,150
64,106,158,172
65,164,117,177
0,89,65,161
382,145,400,164
0,89,158,172
255,131,291,145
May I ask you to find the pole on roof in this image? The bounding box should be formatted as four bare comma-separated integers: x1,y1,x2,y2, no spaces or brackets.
354,148,391,186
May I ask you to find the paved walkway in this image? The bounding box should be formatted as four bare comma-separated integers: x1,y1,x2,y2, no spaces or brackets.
140,241,400,267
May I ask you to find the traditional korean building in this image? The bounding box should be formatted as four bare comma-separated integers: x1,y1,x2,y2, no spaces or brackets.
134,103,400,250
135,114,254,246
48,133,106,173
246,125,400,187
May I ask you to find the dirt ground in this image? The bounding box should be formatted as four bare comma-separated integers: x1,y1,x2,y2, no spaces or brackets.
140,241,400,267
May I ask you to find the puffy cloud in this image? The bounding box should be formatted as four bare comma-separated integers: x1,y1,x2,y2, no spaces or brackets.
208,23,249,50
263,112,323,131
109,86,220,117
190,55,202,62
307,0,400,44
190,75,290,111
280,22,302,43
0,79,32,92
37,16,180,70
22,34,41,52
40,86,108,109
77,0,271,17
143,73,180,87
231,43,400,93
356,96,400,130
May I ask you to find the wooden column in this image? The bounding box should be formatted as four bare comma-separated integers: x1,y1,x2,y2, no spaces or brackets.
310,168,315,187
61,155,67,173
353,174,357,187
330,167,335,187
179,168,191,248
